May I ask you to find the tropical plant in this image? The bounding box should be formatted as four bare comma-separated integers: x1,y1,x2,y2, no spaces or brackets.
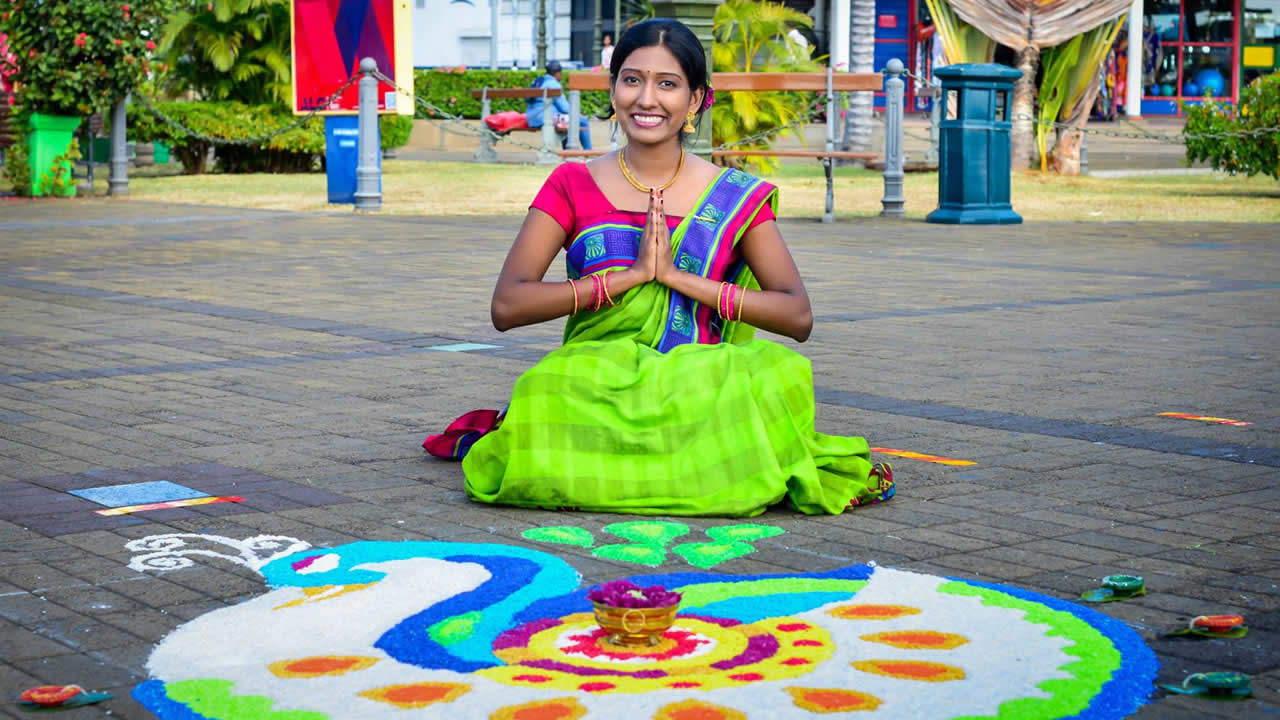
1184,72,1280,180
711,0,820,172
1036,15,1126,174
937,0,1130,170
0,0,172,117
921,0,995,67
1,136,32,196
157,0,291,107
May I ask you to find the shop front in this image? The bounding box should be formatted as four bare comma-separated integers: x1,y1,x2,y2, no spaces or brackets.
1141,0,1280,115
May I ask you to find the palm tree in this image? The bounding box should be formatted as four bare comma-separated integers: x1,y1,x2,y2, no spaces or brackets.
941,0,1130,171
159,0,292,107
840,0,876,163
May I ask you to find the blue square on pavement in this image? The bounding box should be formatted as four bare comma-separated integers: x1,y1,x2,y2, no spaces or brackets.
69,481,209,508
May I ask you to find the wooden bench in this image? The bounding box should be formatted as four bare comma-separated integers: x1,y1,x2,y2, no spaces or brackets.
470,86,570,165
562,69,890,221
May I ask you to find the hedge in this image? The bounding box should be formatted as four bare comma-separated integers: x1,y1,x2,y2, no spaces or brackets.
412,68,613,121
126,101,417,174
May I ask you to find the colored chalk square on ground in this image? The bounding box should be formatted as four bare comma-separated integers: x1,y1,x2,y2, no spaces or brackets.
869,448,976,466
1157,412,1251,426
95,496,245,516
70,481,209,508
428,343,500,352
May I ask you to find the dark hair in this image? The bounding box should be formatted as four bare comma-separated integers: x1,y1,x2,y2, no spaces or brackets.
608,19,709,129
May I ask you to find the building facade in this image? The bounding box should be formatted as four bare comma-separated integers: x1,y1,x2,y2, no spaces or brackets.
411,0,573,69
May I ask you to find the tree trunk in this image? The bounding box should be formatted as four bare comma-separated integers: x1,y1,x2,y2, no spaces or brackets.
840,0,876,164
1050,69,1103,175
1009,45,1039,171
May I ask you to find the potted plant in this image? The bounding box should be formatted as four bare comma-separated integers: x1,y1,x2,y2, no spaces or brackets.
0,1,170,196
588,580,682,646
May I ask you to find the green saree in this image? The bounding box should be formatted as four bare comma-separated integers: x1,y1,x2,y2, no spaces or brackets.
458,167,886,517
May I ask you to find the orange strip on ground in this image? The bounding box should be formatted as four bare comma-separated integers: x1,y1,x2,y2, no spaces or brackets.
1157,412,1251,427
869,448,976,466
95,496,245,516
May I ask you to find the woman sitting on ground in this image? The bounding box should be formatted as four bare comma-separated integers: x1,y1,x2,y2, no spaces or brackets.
426,18,894,517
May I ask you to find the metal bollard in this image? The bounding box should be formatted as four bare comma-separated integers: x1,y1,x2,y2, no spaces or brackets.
474,89,497,163
354,58,382,212
880,59,906,218
822,64,835,224
1080,130,1089,175
926,85,941,165
108,95,129,196
537,88,559,165
566,90,581,152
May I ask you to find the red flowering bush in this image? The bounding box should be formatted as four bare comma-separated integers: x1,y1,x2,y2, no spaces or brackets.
0,0,173,116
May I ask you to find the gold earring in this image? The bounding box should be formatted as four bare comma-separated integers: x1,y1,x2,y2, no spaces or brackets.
683,110,696,133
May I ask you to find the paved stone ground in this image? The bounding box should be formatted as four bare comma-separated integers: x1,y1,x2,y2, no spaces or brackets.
0,199,1277,719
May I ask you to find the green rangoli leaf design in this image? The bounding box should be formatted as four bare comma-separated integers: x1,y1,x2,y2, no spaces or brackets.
521,526,595,548
591,543,667,566
672,541,755,569
602,521,690,547
705,523,786,544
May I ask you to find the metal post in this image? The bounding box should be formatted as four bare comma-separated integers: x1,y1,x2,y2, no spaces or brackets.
490,0,499,70
593,0,602,65
354,58,382,211
536,0,547,70
537,88,560,164
1125,0,1143,117
566,89,582,152
1080,130,1089,175
926,85,941,165
475,90,497,162
823,64,835,224
108,95,129,196
879,59,905,217
614,0,621,43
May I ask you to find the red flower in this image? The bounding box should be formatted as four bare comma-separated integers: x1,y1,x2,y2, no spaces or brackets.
145,40,156,50
112,38,122,46
27,48,36,57
75,33,88,47
121,3,130,10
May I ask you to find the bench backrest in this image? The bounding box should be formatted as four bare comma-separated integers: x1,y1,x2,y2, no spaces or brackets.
565,71,882,92
469,87,563,100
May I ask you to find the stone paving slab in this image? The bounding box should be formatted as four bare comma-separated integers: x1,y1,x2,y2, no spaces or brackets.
0,198,1276,718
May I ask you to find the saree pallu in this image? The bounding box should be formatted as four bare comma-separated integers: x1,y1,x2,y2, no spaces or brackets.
459,168,879,517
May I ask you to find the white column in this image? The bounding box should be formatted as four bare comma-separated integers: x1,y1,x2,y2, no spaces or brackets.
832,0,850,71
1126,0,1143,117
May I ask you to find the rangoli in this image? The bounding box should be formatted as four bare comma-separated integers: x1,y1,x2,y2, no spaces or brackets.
132,540,1156,719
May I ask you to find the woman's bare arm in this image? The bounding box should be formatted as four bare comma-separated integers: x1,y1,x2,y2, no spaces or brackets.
490,208,652,331
658,218,814,342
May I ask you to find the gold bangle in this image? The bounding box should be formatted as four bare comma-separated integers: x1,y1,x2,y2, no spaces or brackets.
602,273,616,307
569,278,579,316
735,285,745,321
717,281,729,319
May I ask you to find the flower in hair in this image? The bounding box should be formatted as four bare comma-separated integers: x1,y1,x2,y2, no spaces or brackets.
702,87,715,111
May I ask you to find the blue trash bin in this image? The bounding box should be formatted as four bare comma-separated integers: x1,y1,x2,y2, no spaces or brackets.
325,115,379,204
926,63,1023,225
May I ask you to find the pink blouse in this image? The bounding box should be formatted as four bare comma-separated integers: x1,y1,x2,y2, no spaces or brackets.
530,163,776,248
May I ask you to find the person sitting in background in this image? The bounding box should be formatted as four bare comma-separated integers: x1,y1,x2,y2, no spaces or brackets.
600,33,615,69
525,60,593,150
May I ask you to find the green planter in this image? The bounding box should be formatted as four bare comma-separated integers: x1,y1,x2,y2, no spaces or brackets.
28,112,82,197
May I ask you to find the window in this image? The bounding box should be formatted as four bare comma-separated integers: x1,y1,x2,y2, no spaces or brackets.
1143,0,1237,101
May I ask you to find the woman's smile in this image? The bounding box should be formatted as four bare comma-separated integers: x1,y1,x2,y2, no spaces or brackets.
631,113,667,128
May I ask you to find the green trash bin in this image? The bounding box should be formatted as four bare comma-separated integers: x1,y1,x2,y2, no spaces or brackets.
926,63,1023,225
154,141,170,164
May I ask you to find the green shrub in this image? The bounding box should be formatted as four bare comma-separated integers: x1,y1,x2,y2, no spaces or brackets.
129,100,323,173
411,68,611,120
380,114,414,151
1184,72,1280,180
2,140,33,197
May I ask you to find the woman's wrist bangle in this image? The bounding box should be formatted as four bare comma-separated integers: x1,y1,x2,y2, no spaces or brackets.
602,273,616,307
569,278,580,316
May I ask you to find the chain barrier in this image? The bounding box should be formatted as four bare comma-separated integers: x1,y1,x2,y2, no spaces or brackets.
370,68,551,154
1007,111,1280,143
133,74,360,147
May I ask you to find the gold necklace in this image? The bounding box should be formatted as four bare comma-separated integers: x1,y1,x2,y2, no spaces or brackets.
617,147,685,193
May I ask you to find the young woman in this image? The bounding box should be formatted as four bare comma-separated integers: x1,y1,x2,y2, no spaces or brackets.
426,19,894,517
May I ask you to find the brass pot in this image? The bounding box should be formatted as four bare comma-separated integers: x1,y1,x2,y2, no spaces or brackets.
591,602,679,646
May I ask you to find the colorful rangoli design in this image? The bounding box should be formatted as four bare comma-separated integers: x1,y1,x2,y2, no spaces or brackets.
133,541,1156,719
